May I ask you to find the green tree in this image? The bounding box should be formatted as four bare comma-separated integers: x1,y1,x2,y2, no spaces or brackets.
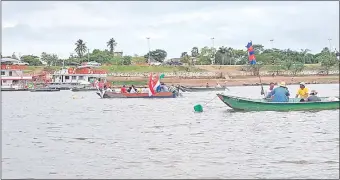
122,56,132,65
198,46,215,65
131,55,146,64
180,52,190,64
320,55,338,74
75,39,87,58
41,52,59,66
290,62,305,75
215,46,227,65
107,38,117,55
21,55,42,66
191,47,199,57
143,49,167,63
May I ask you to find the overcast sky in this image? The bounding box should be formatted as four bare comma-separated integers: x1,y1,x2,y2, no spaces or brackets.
2,1,339,59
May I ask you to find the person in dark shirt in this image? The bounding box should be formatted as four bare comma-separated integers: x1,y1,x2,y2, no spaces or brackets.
307,90,321,102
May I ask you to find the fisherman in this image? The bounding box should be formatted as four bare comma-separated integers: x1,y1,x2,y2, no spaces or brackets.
270,81,290,102
129,85,137,93
307,90,321,102
160,82,169,92
264,82,275,99
295,82,309,102
121,85,127,93
106,86,113,92
168,85,179,96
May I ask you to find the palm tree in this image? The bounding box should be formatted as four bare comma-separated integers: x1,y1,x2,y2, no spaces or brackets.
191,47,199,65
226,47,234,65
218,46,227,65
75,39,87,58
300,49,310,64
107,38,117,55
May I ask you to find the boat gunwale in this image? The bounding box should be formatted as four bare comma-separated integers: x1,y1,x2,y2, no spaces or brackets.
216,93,340,104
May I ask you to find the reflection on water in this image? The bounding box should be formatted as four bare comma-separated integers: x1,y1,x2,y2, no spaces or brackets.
2,84,339,178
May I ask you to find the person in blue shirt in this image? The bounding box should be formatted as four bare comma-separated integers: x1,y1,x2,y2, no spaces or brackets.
269,81,290,102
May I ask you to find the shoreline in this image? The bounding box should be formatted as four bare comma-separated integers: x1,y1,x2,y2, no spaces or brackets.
107,75,339,87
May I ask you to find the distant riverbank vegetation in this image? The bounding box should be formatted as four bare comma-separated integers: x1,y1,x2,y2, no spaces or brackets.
2,38,339,74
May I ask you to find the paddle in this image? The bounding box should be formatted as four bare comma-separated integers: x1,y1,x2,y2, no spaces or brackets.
258,72,265,96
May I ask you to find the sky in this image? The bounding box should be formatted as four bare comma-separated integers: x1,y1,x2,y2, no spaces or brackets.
2,1,339,59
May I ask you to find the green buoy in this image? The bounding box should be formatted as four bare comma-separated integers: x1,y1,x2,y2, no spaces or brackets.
194,104,203,112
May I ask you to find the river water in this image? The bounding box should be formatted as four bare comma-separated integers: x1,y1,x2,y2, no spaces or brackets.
2,84,339,179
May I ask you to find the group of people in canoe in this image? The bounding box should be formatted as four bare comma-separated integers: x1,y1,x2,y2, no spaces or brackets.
264,82,321,102
117,83,180,95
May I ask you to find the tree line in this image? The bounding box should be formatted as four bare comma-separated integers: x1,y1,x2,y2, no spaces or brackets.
2,38,339,73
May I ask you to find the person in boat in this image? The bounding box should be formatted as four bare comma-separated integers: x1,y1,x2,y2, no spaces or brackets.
206,83,209,88
160,82,169,92
307,90,321,102
142,88,149,93
216,83,221,88
295,82,309,102
98,81,104,91
168,85,179,96
121,85,127,93
270,81,290,102
106,86,113,92
129,85,137,93
264,82,275,99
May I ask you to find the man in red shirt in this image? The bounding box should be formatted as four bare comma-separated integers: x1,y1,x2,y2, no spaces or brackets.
120,85,127,93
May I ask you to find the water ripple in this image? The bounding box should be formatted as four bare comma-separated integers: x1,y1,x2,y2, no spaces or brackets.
2,84,339,179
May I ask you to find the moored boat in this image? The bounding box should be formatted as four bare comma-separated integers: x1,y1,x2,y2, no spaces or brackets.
217,94,339,111
183,86,226,92
46,65,108,90
71,87,99,92
1,59,33,91
1,88,29,91
30,88,60,92
97,91,177,98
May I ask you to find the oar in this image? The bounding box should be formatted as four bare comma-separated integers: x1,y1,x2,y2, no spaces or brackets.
258,73,265,96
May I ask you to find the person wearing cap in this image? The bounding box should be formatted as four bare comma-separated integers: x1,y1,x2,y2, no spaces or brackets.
270,81,290,102
295,82,309,100
307,90,321,102
264,82,275,99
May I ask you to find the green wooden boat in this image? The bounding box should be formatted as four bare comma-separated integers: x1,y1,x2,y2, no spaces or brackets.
217,94,340,111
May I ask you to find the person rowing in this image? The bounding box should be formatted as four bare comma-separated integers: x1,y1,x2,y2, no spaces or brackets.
269,81,290,102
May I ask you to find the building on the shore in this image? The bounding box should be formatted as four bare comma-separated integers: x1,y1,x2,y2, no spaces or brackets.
114,51,123,57
1,58,32,90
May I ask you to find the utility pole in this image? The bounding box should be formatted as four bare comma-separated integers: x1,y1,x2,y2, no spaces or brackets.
211,37,215,65
328,38,333,55
270,39,274,49
146,37,151,65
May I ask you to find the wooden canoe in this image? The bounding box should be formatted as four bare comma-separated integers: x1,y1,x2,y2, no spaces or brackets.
97,91,177,98
71,87,98,92
217,94,339,111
